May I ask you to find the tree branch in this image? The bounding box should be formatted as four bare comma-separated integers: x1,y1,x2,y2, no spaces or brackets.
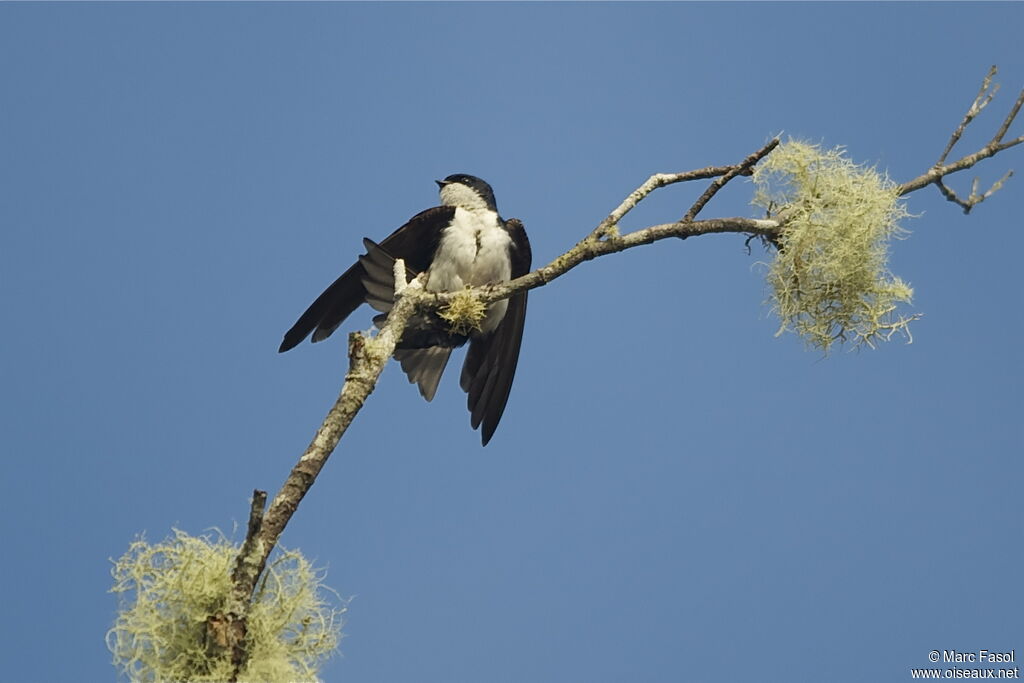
250,267,424,592
220,65,1024,676
210,489,266,682
215,266,426,676
898,65,1022,212
229,489,267,601
589,166,756,240
936,65,999,167
681,139,780,222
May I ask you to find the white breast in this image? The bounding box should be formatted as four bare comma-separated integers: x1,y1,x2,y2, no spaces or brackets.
427,207,512,333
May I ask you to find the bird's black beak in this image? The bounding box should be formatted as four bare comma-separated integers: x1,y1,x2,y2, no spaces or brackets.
435,179,449,189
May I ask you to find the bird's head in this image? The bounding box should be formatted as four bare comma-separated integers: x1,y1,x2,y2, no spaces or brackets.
436,174,497,213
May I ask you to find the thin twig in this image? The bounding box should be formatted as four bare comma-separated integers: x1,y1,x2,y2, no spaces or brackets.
589,166,744,240
682,139,780,222
900,65,1022,213
937,65,998,166
992,88,1024,145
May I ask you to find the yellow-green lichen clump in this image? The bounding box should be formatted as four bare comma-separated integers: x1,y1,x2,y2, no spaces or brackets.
108,529,343,682
753,140,916,351
439,288,488,335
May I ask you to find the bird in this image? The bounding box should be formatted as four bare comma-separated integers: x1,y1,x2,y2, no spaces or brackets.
279,174,531,445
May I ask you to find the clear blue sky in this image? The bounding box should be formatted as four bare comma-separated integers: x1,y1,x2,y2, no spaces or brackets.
2,3,1022,682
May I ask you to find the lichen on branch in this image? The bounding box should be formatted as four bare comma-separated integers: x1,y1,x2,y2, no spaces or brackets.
107,529,343,683
753,140,916,351
439,288,487,335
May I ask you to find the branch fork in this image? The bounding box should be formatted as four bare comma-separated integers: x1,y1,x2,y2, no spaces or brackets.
900,65,1023,213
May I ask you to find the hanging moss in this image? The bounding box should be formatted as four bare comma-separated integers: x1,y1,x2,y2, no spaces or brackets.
107,529,344,682
753,140,917,351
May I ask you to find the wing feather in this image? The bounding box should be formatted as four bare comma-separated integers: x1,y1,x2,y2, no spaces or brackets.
460,218,532,445
278,206,454,352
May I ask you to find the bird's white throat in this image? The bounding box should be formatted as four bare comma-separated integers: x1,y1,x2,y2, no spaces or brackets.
440,182,492,212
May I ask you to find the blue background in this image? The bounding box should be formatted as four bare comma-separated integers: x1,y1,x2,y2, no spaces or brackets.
2,3,1021,682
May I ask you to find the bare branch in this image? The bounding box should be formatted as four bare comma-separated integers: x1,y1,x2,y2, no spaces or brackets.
590,166,745,240
900,66,1022,213
935,169,1015,214
682,139,780,222
937,65,999,166
992,87,1024,145
983,168,1015,200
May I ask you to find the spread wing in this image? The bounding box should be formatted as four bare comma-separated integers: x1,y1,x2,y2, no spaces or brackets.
460,218,532,445
278,206,455,352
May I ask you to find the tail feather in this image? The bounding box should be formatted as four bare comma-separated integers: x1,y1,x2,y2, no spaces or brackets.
394,347,452,402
